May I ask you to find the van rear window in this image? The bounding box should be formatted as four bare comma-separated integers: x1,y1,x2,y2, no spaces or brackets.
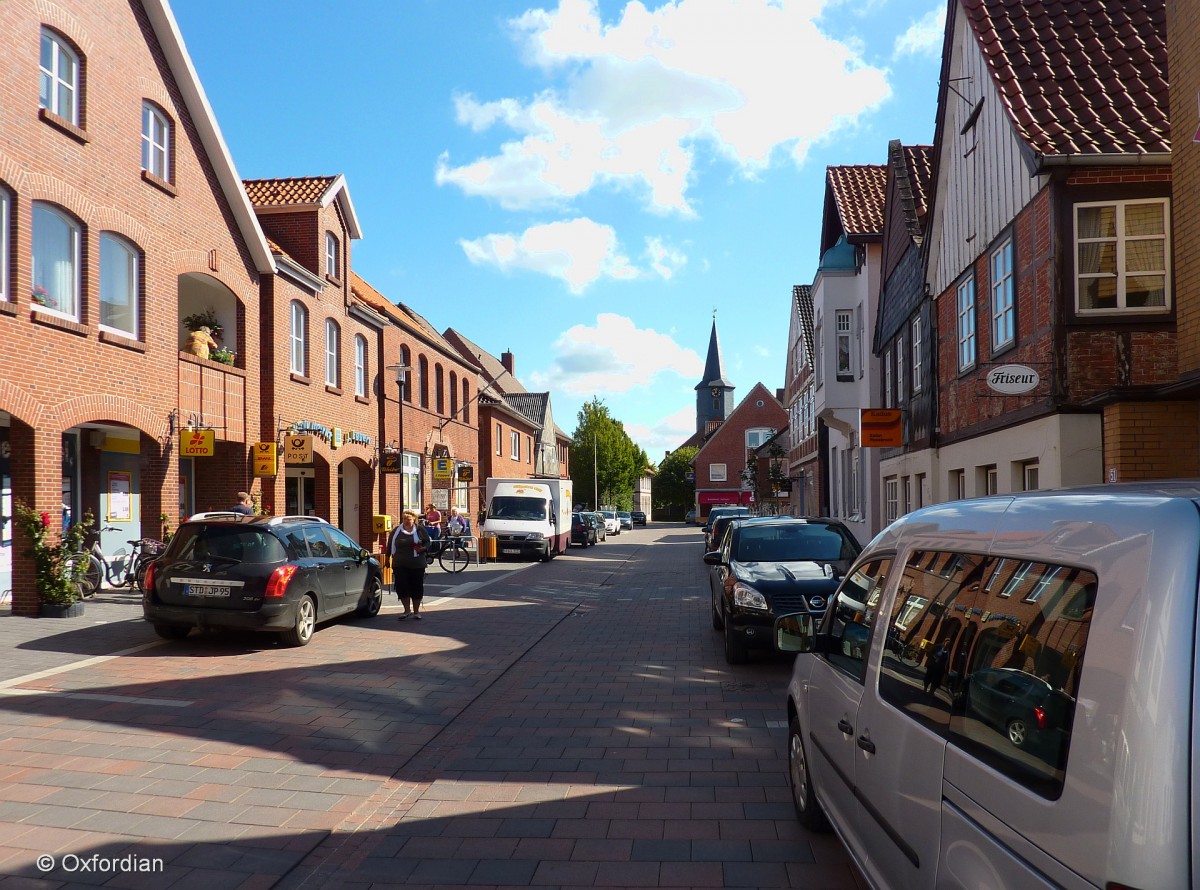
878,549,1095,799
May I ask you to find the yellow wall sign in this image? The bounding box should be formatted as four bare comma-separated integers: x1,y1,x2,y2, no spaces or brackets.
179,429,216,458
253,441,277,477
433,457,453,481
284,434,314,464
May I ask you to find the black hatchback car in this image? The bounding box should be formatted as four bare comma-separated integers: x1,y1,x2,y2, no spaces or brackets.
571,512,598,547
142,514,383,646
706,517,861,664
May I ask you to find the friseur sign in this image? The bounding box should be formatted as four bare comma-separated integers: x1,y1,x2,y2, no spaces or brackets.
985,364,1041,395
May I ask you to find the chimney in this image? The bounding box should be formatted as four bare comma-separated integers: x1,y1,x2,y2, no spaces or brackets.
501,350,515,375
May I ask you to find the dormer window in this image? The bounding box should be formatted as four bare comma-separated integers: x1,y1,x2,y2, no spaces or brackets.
325,232,339,280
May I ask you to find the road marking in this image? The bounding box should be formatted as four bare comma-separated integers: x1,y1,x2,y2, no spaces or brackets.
0,640,165,692
0,689,191,707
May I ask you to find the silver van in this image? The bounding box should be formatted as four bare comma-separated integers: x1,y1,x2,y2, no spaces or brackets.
777,482,1199,890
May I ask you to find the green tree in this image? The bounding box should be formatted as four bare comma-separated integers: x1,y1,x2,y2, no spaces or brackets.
571,398,646,510
653,446,697,520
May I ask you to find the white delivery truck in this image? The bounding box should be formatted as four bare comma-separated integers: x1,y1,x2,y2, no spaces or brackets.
481,477,573,561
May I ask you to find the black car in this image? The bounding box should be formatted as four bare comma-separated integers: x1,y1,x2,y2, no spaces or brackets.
142,514,383,646
964,667,1075,761
703,505,751,551
706,517,861,664
571,512,598,547
631,510,647,525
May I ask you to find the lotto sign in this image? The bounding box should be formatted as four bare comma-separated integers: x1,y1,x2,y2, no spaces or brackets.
284,435,314,464
178,429,215,458
253,441,277,477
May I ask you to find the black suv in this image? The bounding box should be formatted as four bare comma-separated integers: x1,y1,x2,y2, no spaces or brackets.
142,514,383,646
706,517,861,664
630,510,647,525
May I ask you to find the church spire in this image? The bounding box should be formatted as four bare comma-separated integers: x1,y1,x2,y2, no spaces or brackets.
695,316,734,434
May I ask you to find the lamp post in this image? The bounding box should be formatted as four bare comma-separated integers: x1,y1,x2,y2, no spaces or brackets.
385,363,410,511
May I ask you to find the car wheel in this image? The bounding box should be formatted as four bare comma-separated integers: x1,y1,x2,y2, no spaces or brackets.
789,716,830,831
723,612,748,664
358,580,383,618
1006,717,1029,748
283,595,316,647
540,542,552,562
153,623,190,640
712,591,725,631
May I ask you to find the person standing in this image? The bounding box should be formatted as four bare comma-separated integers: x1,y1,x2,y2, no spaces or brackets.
229,491,254,515
446,506,468,537
424,502,443,545
390,510,431,620
923,636,953,694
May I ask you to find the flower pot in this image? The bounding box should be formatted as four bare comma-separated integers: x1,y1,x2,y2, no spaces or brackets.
40,602,84,619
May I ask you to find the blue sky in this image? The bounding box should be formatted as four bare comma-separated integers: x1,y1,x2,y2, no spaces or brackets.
171,0,945,460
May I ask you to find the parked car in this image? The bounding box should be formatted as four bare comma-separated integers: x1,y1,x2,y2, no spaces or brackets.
618,511,633,530
685,509,698,525
600,510,621,535
570,511,597,547
588,512,607,542
706,517,860,664
775,482,1200,890
631,510,647,525
142,514,383,646
703,505,751,551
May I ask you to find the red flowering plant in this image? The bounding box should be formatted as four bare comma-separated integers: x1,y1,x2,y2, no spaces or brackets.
31,285,55,309
12,499,89,605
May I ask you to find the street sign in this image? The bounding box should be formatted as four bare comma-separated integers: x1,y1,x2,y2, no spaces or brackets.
178,429,215,458
284,434,314,464
252,441,277,477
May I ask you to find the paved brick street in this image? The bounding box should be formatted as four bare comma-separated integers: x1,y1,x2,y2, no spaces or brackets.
0,524,861,889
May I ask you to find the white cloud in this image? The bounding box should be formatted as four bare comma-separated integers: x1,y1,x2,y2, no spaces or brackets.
626,404,698,457
893,6,945,58
437,0,891,214
459,218,685,293
528,313,704,395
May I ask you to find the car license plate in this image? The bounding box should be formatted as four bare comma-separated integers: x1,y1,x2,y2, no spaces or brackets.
184,583,232,598
502,548,521,555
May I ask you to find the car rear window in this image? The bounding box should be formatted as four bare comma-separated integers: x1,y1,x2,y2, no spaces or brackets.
169,525,288,564
736,524,854,562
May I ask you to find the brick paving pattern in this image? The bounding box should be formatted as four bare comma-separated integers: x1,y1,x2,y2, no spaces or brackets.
0,526,862,888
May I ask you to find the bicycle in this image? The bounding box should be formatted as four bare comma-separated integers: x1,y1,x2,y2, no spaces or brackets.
433,534,471,573
65,526,165,597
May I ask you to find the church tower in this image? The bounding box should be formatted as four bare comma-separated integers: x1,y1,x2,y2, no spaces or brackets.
695,318,734,435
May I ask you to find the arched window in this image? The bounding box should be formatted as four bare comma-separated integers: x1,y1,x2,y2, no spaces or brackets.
325,319,340,387
99,232,138,337
289,301,307,375
418,355,429,409
0,187,9,304
435,364,445,414
400,345,412,402
449,371,458,418
141,102,171,181
39,29,80,126
354,335,367,398
32,202,81,321
462,379,470,424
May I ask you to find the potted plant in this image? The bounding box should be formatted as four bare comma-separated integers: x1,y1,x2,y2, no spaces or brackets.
182,307,224,343
31,284,56,310
209,346,236,365
13,499,87,617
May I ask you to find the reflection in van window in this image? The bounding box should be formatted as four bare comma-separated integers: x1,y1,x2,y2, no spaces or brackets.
878,549,1096,799
823,559,891,683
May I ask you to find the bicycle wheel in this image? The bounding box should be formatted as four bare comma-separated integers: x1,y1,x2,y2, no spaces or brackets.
65,553,101,598
439,542,469,574
133,555,155,592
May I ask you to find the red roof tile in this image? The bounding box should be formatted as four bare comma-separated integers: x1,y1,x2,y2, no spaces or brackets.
963,0,1168,157
827,165,888,237
244,176,338,207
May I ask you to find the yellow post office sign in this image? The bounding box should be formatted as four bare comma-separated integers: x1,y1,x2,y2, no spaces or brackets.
284,434,314,464
253,441,277,477
179,429,215,458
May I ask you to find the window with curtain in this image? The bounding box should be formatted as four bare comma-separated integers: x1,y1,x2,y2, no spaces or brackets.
1075,199,1169,313
289,301,307,375
957,277,976,371
991,238,1014,348
39,30,79,125
32,203,80,320
835,310,852,376
325,319,340,387
325,232,339,279
354,335,367,397
99,232,137,337
141,102,170,181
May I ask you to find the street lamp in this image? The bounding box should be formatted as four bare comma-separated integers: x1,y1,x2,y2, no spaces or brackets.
385,363,410,510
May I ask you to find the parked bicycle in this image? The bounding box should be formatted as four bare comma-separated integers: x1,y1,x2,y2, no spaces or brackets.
430,534,472,574
65,526,166,597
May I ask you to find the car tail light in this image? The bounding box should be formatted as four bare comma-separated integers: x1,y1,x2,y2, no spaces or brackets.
143,562,156,591
1034,705,1048,730
265,564,299,599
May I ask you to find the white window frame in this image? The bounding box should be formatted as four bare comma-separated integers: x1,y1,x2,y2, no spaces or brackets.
883,347,893,408
1022,460,1040,491
289,301,307,375
39,30,78,125
495,423,502,456
325,232,339,279
957,277,976,371
0,190,8,304
814,313,824,387
745,428,773,449
31,203,80,322
141,102,169,181
354,335,367,398
325,319,340,387
991,238,1015,349
884,478,899,523
709,463,727,482
911,316,923,393
895,330,906,403
985,465,999,496
835,310,853,376
1075,198,1170,314
510,430,520,460
99,232,138,338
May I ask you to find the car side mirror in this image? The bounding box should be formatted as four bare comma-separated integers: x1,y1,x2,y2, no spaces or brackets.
359,548,372,562
702,550,725,566
776,612,816,653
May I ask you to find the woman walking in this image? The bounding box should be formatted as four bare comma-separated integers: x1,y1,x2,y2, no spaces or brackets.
390,509,431,620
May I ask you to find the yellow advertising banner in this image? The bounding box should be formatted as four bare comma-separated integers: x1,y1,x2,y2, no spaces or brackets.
178,429,216,458
284,434,314,464
432,457,453,481
253,441,277,477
